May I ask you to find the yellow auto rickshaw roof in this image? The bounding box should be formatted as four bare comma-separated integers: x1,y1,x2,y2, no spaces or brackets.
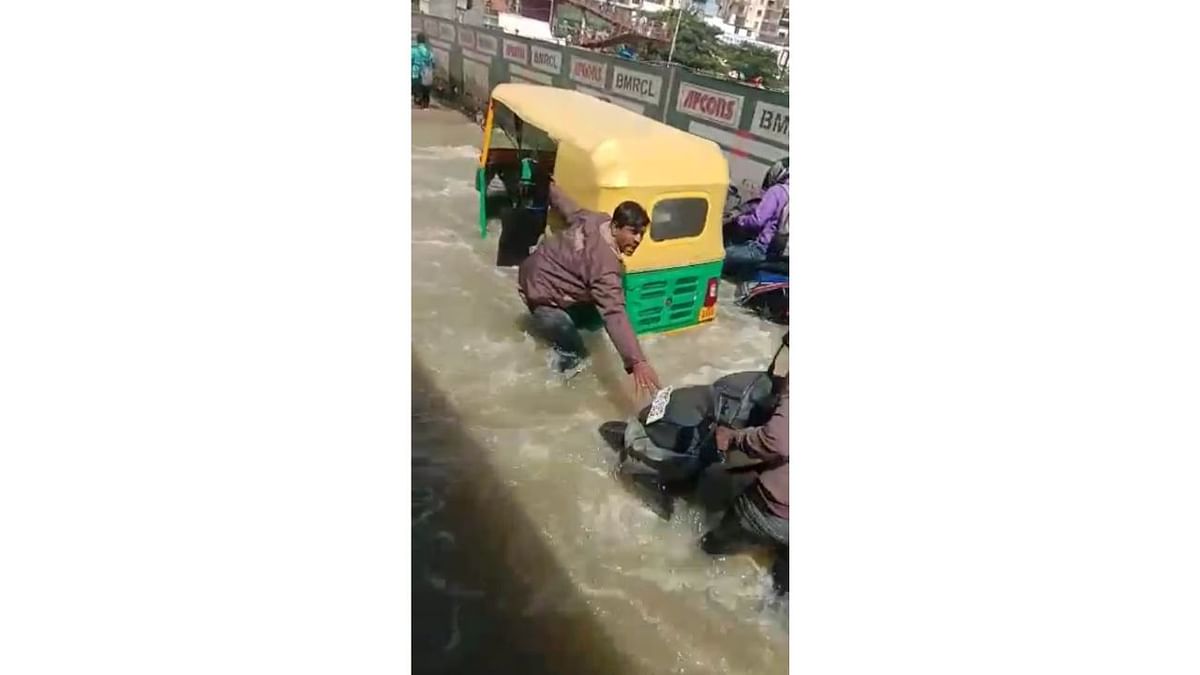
490,84,729,189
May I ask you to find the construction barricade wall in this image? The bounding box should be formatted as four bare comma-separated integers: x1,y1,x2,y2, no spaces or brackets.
412,13,789,195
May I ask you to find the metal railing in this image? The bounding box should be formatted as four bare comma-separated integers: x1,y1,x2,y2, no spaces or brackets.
555,0,673,43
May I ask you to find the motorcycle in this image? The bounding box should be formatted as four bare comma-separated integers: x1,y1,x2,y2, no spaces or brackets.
598,334,789,595
598,333,789,521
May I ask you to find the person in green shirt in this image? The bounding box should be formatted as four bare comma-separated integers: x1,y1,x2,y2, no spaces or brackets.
411,33,434,109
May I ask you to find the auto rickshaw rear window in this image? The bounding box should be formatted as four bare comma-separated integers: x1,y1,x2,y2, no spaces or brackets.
491,103,554,152
649,198,708,241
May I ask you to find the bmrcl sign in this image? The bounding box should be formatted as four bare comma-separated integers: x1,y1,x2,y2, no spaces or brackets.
751,101,789,144
610,66,662,105
530,45,562,75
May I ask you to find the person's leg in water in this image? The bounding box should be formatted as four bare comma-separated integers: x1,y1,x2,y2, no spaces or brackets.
565,303,604,333
702,484,789,596
528,305,588,373
771,546,788,595
700,504,767,555
700,485,787,555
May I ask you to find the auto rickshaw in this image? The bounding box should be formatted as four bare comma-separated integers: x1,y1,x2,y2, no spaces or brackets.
475,83,730,336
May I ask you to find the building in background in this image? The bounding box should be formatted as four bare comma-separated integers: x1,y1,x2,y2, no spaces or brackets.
638,0,719,15
702,11,788,69
716,0,786,44
424,0,789,67
497,11,564,41
498,0,719,25
419,0,457,19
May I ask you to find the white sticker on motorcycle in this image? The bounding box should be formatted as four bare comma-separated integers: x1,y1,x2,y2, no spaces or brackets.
645,386,674,425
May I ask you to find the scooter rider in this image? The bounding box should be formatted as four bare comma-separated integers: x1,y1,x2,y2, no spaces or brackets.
701,360,789,582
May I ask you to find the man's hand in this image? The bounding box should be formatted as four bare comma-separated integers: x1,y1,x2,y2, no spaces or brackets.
714,425,735,452
631,361,661,398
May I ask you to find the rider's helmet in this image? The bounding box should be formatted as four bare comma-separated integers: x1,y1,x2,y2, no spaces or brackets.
762,156,790,191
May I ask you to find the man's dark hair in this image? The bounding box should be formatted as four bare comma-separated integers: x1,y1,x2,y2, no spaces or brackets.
416,32,427,44
611,201,649,232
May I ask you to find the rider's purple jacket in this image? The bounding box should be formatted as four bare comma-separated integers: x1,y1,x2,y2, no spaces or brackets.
735,178,790,249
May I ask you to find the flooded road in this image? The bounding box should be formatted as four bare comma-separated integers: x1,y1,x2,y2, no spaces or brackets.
410,106,788,675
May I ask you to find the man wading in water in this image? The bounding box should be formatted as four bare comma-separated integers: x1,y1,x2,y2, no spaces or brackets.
518,180,662,396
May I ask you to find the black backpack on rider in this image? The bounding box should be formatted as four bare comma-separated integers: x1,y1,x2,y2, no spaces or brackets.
766,196,789,262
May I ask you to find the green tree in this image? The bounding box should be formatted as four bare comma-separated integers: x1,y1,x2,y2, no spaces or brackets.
637,9,786,89
722,42,783,85
640,9,725,73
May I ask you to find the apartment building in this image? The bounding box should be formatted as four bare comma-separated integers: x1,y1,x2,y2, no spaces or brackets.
717,0,786,44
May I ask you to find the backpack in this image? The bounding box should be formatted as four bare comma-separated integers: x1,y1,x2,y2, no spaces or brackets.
768,191,789,260
415,45,434,85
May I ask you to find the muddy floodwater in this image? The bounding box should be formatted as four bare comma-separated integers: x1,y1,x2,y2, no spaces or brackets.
410,106,789,675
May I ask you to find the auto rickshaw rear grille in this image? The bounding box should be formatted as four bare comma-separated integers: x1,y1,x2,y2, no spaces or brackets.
625,261,724,335
639,280,669,300
634,297,701,328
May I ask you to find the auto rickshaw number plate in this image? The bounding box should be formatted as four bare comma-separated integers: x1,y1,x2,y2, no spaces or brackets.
645,386,674,425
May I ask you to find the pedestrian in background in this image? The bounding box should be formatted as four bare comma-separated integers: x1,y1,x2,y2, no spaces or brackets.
411,33,434,109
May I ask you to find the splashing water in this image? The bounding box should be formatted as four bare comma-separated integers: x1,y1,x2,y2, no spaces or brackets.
411,108,788,675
